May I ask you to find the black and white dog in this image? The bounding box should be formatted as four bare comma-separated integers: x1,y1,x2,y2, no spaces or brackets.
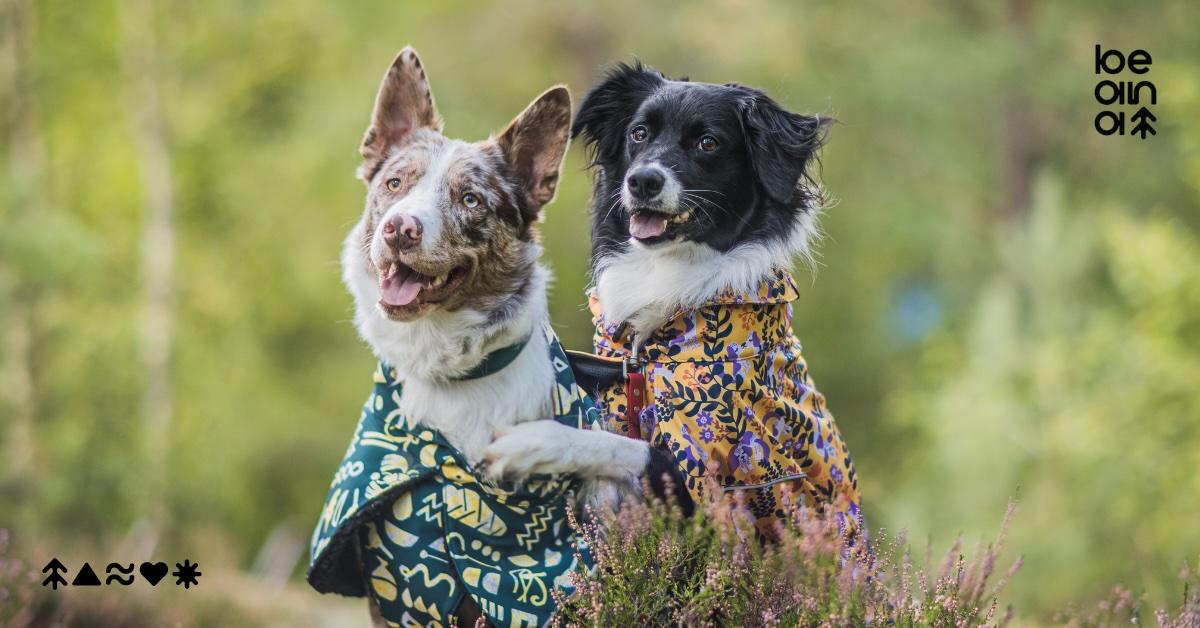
489,63,837,511
573,62,830,335
530,62,864,534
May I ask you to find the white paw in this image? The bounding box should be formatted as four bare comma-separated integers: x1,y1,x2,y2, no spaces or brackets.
482,420,576,483
578,477,639,515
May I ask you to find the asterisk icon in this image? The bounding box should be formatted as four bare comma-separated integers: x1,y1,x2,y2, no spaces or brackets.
172,559,202,589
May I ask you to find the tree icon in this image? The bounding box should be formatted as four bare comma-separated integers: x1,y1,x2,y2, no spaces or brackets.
1130,107,1157,140
42,558,69,590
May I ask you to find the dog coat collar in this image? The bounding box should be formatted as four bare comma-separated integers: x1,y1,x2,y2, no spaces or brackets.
451,335,530,381
604,269,800,348
588,268,864,538
306,324,599,626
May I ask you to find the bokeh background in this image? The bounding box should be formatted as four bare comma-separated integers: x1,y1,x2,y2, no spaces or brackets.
2,0,1198,625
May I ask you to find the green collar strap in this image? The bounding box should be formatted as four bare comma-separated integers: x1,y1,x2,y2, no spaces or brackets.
451,335,531,381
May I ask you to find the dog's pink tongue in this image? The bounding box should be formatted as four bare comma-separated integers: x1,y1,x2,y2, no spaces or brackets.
629,211,668,239
380,271,423,307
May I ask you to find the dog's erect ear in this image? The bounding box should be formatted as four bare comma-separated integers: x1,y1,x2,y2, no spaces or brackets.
735,86,831,204
497,86,572,219
359,47,442,179
571,62,664,167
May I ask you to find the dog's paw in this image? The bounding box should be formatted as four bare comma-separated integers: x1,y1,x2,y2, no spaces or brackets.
577,476,639,515
481,420,577,483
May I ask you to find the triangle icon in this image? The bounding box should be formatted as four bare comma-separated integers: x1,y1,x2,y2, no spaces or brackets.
71,562,101,586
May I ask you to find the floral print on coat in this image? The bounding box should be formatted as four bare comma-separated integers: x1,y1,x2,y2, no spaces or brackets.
590,269,864,537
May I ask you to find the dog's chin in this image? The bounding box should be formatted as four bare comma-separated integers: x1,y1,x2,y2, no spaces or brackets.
374,261,472,321
627,207,700,247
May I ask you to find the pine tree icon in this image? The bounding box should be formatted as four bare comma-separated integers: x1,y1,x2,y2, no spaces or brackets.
42,558,69,590
1130,107,1157,140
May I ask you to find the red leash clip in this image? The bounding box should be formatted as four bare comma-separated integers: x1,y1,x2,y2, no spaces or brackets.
622,336,645,440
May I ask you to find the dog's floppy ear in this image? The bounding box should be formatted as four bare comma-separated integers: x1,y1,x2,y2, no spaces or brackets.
497,86,572,219
571,62,664,167
358,46,442,180
735,86,831,204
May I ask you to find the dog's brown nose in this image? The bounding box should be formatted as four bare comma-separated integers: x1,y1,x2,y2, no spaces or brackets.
382,214,422,249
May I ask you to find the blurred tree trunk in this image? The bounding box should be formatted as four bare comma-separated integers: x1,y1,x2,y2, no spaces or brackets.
1,0,40,484
998,0,1040,222
118,0,176,549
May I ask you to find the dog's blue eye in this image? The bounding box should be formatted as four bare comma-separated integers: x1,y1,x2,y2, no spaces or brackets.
699,136,719,152
462,193,480,208
630,126,648,143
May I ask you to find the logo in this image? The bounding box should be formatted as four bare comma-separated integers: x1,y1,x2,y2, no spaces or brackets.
1094,45,1156,139
40,557,201,590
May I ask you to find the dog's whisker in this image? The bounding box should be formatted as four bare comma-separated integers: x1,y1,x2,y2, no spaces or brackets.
684,195,722,218
682,188,728,198
680,193,717,221
680,196,716,223
680,189,726,211
601,195,623,225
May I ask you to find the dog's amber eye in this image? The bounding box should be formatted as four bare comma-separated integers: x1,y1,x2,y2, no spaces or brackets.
386,178,403,192
461,193,480,209
699,136,719,152
630,126,648,143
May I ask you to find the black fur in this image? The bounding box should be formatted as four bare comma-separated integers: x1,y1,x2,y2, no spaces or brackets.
646,446,695,517
572,61,831,267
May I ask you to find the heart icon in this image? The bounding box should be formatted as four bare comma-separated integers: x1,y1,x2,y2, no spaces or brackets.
139,561,168,586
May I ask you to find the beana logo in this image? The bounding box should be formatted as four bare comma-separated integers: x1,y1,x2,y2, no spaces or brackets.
1094,45,1156,139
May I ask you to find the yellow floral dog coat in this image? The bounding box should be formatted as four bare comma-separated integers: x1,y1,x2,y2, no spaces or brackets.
589,269,864,536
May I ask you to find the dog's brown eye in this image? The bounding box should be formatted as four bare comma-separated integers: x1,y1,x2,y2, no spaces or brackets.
386,178,402,192
461,193,480,209
630,126,648,143
699,136,719,152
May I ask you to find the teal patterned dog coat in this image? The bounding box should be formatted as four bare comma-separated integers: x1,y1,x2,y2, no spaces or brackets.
307,325,599,626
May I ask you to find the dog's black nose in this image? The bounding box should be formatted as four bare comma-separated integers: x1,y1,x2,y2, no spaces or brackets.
626,167,664,200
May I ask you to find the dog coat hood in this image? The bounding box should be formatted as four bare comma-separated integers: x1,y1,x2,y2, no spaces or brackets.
307,325,597,626
590,269,864,536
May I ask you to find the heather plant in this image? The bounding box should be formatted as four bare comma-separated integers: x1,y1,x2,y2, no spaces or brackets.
1059,563,1200,628
557,486,1022,627
0,529,39,628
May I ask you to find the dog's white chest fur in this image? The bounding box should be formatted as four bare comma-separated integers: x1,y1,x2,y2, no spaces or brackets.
343,220,554,464
392,336,554,463
595,211,817,334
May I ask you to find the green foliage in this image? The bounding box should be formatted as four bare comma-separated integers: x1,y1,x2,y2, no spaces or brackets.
2,0,1198,622
882,177,1200,612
